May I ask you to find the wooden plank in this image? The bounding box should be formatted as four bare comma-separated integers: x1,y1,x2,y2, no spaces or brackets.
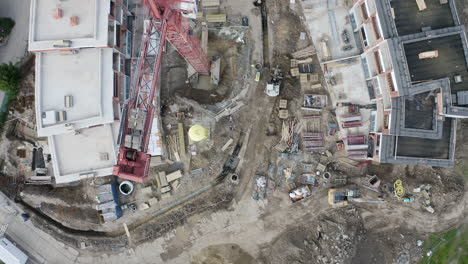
202,0,220,7
310,74,319,83
292,46,316,58
416,0,427,10
158,171,168,187
207,14,226,23
290,68,300,77
418,50,438,59
178,123,186,156
166,170,182,182
201,22,208,53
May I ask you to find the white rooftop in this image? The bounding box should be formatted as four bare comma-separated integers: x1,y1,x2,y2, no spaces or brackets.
0,238,28,264
35,48,114,137
29,0,110,51
50,123,118,184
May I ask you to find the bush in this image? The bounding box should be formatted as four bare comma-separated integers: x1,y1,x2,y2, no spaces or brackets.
0,17,15,39
0,63,21,96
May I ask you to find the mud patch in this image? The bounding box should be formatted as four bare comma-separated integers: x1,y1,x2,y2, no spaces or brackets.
261,207,364,264
191,244,256,264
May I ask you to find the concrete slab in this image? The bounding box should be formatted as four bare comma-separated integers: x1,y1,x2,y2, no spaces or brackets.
28,0,110,51
324,57,370,105
49,123,118,184
35,48,114,137
302,0,360,61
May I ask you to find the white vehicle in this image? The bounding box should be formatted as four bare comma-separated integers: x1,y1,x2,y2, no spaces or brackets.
0,237,28,264
265,65,283,97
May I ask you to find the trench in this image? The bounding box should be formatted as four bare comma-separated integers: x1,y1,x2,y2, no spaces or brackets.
19,200,106,237
260,0,270,68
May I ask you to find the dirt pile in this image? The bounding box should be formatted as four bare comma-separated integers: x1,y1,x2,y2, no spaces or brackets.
261,207,364,264
191,244,256,264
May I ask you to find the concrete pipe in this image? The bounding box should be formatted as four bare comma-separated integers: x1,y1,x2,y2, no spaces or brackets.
323,172,331,180
230,173,239,184
119,181,134,196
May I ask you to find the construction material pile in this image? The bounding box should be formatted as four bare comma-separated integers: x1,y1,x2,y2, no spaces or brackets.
275,118,300,153
301,115,324,152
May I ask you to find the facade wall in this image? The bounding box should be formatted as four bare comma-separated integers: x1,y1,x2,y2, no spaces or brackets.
30,0,134,183
350,0,461,166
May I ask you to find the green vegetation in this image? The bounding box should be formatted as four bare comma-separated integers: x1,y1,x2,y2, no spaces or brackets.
0,63,21,128
420,227,468,264
0,63,20,96
0,17,15,40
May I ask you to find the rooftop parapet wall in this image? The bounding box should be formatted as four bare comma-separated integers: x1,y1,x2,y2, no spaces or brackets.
28,0,111,51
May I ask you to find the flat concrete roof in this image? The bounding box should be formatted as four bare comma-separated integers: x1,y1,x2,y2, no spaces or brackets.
380,118,456,167
404,91,435,130
390,0,454,36
396,117,452,159
404,34,468,94
29,0,110,51
35,48,114,137
50,123,118,184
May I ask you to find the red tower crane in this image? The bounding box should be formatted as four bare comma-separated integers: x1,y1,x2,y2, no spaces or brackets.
113,0,210,182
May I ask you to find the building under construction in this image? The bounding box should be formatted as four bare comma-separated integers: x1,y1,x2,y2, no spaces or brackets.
29,0,136,184
349,0,468,166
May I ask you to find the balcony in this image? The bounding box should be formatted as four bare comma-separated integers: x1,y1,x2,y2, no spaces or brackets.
363,52,379,78
361,56,371,79
360,2,369,20
365,0,377,16
113,53,125,73
108,21,116,47
362,22,377,48
117,74,130,102
121,30,132,58
383,113,391,130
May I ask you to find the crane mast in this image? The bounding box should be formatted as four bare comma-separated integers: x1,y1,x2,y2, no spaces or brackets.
113,0,209,182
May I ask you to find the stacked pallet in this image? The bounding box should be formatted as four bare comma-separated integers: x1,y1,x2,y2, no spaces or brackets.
345,135,368,160
292,46,316,58
342,115,362,128
302,115,324,152
303,132,324,152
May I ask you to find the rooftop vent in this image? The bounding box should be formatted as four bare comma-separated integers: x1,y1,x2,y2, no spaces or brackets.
99,152,109,161
70,16,79,26
53,8,63,19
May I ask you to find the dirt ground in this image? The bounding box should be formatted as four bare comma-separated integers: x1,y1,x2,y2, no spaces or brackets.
3,0,468,263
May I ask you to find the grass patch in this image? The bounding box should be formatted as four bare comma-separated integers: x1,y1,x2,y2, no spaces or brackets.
0,62,20,129
420,227,468,264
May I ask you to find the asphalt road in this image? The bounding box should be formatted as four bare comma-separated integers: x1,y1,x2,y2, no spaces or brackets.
0,0,30,64
0,193,79,264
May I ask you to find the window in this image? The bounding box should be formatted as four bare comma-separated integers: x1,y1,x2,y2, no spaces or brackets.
362,57,370,79
374,50,382,74
116,25,121,48
375,135,381,156
383,113,390,129
350,12,357,31
361,2,369,20
372,16,381,39
361,27,368,48
113,72,119,98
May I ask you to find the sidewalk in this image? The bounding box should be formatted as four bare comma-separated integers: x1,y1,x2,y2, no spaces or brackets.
0,0,30,64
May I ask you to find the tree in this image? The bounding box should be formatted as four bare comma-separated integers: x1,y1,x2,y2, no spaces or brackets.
0,63,21,96
0,18,15,40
